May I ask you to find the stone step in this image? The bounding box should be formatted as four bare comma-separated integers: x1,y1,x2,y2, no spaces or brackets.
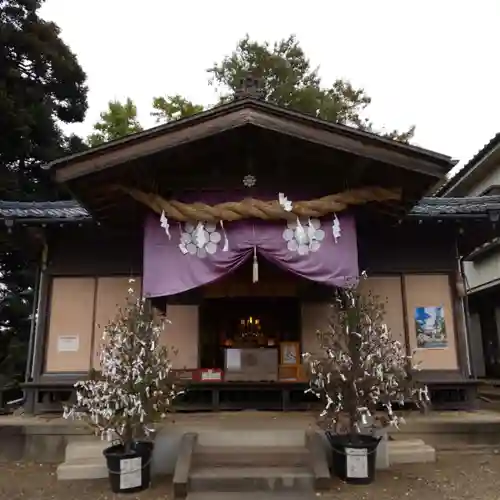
479,389,500,401
65,439,108,462
57,458,107,480
389,438,426,448
388,440,436,464
189,466,314,492
193,446,310,467
187,492,317,500
196,430,306,448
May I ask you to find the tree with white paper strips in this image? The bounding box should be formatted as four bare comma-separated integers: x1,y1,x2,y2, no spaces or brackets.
304,276,429,435
63,280,181,452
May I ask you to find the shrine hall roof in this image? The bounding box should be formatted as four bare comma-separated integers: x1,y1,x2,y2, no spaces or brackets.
1,196,500,223
0,200,90,222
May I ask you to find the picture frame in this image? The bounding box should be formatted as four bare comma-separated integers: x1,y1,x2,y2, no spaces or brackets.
280,341,300,365
414,305,448,349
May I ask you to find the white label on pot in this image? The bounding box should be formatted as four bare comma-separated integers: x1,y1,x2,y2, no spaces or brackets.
345,447,368,478
119,457,142,490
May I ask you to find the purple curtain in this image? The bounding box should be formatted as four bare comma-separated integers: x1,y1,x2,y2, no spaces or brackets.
143,214,359,297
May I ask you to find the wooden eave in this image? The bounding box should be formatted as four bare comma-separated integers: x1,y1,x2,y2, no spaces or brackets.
47,98,453,184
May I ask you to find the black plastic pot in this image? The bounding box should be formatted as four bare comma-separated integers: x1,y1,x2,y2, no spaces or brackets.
103,440,154,494
325,432,381,485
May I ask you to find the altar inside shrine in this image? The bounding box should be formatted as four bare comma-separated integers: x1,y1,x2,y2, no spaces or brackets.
198,274,306,384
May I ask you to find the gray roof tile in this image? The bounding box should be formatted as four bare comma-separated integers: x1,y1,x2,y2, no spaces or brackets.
410,195,500,217
1,195,500,222
0,200,90,220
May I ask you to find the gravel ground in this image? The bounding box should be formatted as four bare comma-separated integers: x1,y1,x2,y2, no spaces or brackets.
0,452,499,500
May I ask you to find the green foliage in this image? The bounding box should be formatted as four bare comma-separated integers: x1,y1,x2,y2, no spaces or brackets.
151,95,204,123
0,244,35,385
304,280,428,434
0,0,88,195
0,0,88,387
87,98,143,147
64,282,180,449
85,34,414,141
207,35,414,142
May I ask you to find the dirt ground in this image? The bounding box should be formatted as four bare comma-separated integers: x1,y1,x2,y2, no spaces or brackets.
0,452,499,500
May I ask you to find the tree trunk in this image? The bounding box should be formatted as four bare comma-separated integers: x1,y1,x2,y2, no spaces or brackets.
123,422,134,453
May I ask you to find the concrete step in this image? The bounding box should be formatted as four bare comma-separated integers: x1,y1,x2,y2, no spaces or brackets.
196,430,306,448
189,466,314,492
57,458,107,480
479,389,500,401
388,439,436,464
65,439,108,462
389,438,426,448
187,493,317,500
193,446,310,467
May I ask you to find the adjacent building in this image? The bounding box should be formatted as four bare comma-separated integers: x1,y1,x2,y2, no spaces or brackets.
435,134,500,378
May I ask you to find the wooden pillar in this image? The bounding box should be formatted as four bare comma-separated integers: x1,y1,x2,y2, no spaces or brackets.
24,243,50,414
454,239,473,378
399,274,411,357
24,260,41,381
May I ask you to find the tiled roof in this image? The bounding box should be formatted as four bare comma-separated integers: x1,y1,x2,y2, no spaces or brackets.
1,196,500,222
0,200,90,221
410,195,500,217
434,132,500,196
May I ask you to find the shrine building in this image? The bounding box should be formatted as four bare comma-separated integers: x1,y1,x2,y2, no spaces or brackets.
0,87,490,414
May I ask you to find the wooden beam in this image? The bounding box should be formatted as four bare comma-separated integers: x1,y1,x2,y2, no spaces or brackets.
55,108,447,183
248,111,445,178
56,110,252,183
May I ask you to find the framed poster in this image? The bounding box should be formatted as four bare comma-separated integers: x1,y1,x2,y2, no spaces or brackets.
414,305,447,349
280,342,299,365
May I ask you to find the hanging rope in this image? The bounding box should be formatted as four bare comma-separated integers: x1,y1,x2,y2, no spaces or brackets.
113,185,402,223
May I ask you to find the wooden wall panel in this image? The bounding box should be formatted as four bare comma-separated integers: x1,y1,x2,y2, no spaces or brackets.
357,220,456,273
301,303,330,357
358,276,406,345
404,274,458,370
45,277,95,372
92,277,141,369
164,305,199,369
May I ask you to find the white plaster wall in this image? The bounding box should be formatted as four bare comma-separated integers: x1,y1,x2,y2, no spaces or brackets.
454,159,500,292
464,164,500,196
463,256,500,293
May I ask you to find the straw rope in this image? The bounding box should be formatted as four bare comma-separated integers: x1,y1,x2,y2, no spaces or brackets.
114,185,402,222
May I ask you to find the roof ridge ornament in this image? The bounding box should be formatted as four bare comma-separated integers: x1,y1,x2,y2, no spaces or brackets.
234,73,265,100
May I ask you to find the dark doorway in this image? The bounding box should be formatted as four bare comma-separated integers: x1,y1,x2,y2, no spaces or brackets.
198,297,301,370
470,291,500,378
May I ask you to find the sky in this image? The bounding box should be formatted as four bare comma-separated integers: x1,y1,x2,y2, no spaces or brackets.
40,0,500,175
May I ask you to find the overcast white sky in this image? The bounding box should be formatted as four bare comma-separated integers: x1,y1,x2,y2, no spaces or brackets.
41,0,500,173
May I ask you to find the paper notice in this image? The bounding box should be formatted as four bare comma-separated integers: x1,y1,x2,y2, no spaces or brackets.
345,447,368,478
225,349,241,370
57,335,79,352
119,457,142,490
201,370,222,381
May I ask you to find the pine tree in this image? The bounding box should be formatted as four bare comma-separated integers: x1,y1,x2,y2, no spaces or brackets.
304,277,429,435
64,280,180,450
